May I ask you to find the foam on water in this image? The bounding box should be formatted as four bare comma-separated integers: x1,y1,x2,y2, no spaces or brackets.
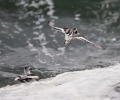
0,64,120,100
74,14,80,21
0,20,9,29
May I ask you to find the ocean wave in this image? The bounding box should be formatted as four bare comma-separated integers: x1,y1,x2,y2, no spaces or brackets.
0,64,120,100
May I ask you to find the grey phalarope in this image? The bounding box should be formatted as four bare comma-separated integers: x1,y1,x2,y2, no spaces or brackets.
48,21,105,50
15,66,39,82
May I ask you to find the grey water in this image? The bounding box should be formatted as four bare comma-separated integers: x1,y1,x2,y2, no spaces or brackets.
0,0,120,87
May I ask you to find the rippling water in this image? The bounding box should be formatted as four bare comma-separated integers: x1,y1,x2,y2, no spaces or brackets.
0,0,120,87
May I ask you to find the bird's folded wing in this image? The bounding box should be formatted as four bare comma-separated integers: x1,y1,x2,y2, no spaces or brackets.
27,75,39,79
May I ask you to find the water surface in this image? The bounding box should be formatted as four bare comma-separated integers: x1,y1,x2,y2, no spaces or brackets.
0,0,120,87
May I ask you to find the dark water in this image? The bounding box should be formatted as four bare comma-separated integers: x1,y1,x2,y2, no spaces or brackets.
0,0,120,87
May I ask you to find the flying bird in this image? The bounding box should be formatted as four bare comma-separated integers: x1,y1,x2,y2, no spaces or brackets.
15,66,39,82
48,21,105,50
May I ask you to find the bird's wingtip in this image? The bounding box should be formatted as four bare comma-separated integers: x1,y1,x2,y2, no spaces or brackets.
97,46,105,50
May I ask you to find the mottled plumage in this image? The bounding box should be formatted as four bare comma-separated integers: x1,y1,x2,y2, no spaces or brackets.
48,21,105,50
15,66,39,82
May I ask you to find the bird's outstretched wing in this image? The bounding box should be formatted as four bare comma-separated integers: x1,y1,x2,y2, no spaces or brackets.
72,34,105,50
48,21,65,33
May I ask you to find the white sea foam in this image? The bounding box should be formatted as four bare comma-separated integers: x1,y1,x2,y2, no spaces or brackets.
0,64,120,100
0,20,9,29
13,31,20,34
42,46,53,57
46,0,58,19
29,1,39,8
33,33,48,46
27,39,38,51
34,15,46,25
33,25,43,29
57,47,66,55
75,14,80,20
14,24,23,32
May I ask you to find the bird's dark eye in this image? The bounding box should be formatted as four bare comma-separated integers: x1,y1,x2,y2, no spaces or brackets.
75,31,77,34
73,28,77,34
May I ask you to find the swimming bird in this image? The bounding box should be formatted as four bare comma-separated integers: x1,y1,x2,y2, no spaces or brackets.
15,66,39,82
48,21,105,50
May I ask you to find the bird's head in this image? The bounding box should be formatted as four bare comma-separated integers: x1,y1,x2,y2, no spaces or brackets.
73,28,78,34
